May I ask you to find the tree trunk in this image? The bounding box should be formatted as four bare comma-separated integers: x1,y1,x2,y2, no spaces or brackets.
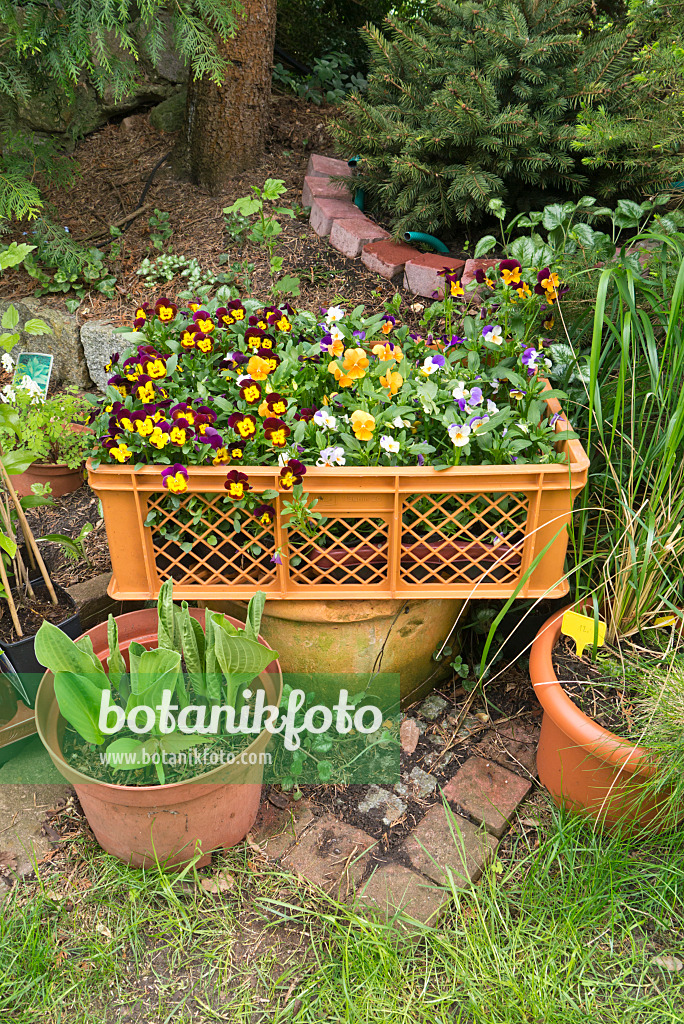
184,0,277,191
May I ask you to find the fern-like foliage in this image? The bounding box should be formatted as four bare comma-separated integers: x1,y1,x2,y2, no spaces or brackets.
334,0,679,235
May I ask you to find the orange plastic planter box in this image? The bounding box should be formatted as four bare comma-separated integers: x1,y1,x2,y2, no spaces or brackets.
89,397,588,602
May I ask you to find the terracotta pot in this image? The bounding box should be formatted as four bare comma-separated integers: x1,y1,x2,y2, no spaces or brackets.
530,605,666,827
206,596,465,706
14,422,92,498
35,608,282,869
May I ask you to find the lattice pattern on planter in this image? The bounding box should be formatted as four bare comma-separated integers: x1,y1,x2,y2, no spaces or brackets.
147,491,277,587
400,492,528,587
287,515,390,587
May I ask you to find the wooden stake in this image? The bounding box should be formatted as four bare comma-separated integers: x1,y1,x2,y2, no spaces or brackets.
0,495,34,601
0,454,58,605
0,546,22,637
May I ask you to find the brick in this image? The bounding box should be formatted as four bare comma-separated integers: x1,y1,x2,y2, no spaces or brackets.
67,572,143,631
400,803,497,887
361,239,419,279
310,197,360,237
442,756,532,838
461,257,499,290
403,253,466,299
307,153,352,178
281,813,377,896
355,862,448,926
302,174,348,208
329,217,389,258
249,799,315,860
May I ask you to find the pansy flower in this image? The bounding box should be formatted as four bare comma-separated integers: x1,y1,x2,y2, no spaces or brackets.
149,422,171,449
474,268,496,287
240,380,262,404
228,441,246,461
212,447,230,465
180,326,199,349
142,356,167,379
228,412,258,439
245,327,266,351
224,470,251,500
499,260,522,287
194,333,213,354
109,442,133,463
420,354,446,375
133,413,155,437
254,504,275,526
192,311,215,334
259,335,276,351
510,388,526,401
468,414,489,433
279,458,306,489
325,305,345,325
216,301,246,326
132,316,147,332
170,402,195,424
380,369,403,395
154,297,177,322
535,268,560,297
295,407,316,423
169,418,193,445
267,310,292,332
246,355,271,381
521,347,540,370
221,351,249,372
136,379,157,404
104,352,120,373
482,324,503,346
380,314,396,335
515,282,532,299
321,332,344,358
380,435,400,454
372,341,403,363
266,392,288,416
249,313,270,330
313,408,336,430
134,302,152,321
342,347,369,378
447,422,471,447
350,410,375,441
161,464,189,493
263,417,291,447
317,445,346,467
437,267,465,297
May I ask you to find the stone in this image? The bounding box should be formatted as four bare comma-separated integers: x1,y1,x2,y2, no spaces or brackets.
329,217,389,258
80,320,120,391
400,803,498,887
442,756,532,837
461,257,499,290
357,785,407,825
361,239,419,280
409,767,438,800
148,89,187,132
302,175,348,208
355,862,448,926
66,572,142,631
418,694,447,721
281,813,376,896
0,299,89,389
403,254,466,299
400,717,421,755
0,781,71,877
306,154,352,178
309,197,360,238
250,799,316,861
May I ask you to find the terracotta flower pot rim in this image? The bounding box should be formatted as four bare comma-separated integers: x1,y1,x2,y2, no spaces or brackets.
35,607,283,799
530,602,655,780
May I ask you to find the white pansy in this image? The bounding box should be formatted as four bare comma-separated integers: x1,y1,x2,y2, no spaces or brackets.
329,324,344,343
483,325,503,345
487,400,498,415
313,409,337,430
393,415,410,429
447,422,471,447
325,305,345,325
236,373,252,385
379,434,400,454
317,445,346,466
452,381,470,401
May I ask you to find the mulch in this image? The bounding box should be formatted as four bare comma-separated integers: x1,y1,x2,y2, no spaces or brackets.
23,484,111,588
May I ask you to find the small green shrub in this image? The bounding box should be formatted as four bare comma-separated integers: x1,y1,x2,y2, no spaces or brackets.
0,386,93,468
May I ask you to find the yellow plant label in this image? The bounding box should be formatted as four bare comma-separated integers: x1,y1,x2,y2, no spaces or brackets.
561,610,606,658
655,615,679,628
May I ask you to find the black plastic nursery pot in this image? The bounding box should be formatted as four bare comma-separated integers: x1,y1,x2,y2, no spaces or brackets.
3,583,82,707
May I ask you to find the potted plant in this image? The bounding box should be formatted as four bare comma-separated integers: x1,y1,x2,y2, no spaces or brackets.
0,383,93,498
34,584,282,868
84,267,587,698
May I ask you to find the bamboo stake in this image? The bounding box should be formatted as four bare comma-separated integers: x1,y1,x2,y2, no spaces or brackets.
0,545,22,637
0,453,58,605
0,495,33,600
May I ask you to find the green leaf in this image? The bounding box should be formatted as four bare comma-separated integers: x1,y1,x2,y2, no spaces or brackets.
73,634,107,677
262,178,287,201
53,671,107,745
23,318,52,336
35,620,107,684
1,305,19,330
473,235,497,258
0,534,16,559
178,602,204,700
160,733,215,754
156,578,177,651
105,737,153,769
541,204,569,231
107,614,127,690
244,591,265,643
1,449,35,476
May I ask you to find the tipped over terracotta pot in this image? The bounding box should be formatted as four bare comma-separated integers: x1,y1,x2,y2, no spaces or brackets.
35,607,282,869
530,605,668,828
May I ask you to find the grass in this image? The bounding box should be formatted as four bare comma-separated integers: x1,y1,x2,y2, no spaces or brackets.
1,805,683,1023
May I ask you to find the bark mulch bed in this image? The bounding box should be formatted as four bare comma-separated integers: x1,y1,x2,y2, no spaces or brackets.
23,484,111,589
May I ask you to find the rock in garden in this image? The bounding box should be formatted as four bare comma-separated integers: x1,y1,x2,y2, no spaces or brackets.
1,299,90,389
149,89,187,132
400,717,421,755
80,320,120,391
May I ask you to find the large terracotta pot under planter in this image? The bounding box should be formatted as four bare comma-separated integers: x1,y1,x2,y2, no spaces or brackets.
530,606,664,828
207,596,465,706
35,608,282,869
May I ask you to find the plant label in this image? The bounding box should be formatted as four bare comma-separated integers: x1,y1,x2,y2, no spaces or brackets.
561,609,605,658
